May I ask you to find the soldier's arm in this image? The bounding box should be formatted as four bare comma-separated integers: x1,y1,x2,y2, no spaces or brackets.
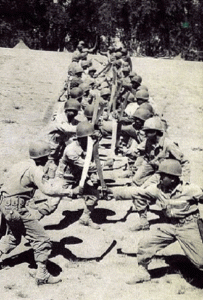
29,165,74,197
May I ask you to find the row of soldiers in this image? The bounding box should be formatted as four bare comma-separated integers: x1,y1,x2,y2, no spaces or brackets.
0,41,203,286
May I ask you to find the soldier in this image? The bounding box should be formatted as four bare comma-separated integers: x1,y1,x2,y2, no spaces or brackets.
56,122,99,229
56,121,112,229
123,159,203,284
0,141,79,285
131,75,142,94
131,116,190,189
121,108,153,154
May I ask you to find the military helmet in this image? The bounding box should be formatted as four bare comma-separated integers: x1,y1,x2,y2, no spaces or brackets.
115,52,122,59
79,82,90,92
158,159,182,176
99,81,109,90
100,87,111,97
64,99,81,112
139,102,154,113
74,65,83,75
129,71,137,78
136,90,149,101
87,59,92,67
132,108,153,121
70,77,83,88
81,60,89,68
29,140,51,159
72,54,80,62
131,75,141,84
84,104,94,119
76,121,94,138
121,48,128,55
123,66,130,73
137,85,148,91
70,87,83,99
78,40,85,46
88,66,97,73
142,117,164,132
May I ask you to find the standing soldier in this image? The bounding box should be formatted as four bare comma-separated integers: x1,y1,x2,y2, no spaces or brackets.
0,141,79,285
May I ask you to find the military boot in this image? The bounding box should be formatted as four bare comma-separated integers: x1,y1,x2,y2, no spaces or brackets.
126,265,151,284
129,210,149,232
79,206,100,230
35,262,62,285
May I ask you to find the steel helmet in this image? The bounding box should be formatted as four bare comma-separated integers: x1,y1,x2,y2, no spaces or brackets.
64,99,81,112
88,66,97,73
76,121,94,138
99,81,109,90
137,85,148,91
139,102,154,113
123,66,130,73
87,59,92,67
115,52,122,59
72,54,80,62
142,117,164,132
137,75,142,84
74,65,83,75
29,140,51,159
136,90,149,101
70,87,83,99
131,75,141,84
129,71,137,78
81,60,89,68
100,88,111,97
80,52,88,60
79,82,90,92
70,77,83,88
158,159,182,176
132,108,153,121
121,48,128,55
84,104,94,119
78,40,85,45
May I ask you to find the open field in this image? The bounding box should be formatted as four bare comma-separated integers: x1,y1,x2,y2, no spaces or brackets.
0,47,203,300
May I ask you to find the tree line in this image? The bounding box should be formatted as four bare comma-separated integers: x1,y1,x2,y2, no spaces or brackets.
0,0,202,57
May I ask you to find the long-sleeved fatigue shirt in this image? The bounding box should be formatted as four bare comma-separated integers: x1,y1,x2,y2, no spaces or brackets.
56,140,97,182
136,135,190,182
131,182,202,219
1,160,73,199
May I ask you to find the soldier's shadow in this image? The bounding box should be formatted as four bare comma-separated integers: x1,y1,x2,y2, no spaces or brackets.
44,208,118,230
150,254,203,288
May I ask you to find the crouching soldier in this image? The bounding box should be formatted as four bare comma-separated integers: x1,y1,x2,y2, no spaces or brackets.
0,140,79,285
132,116,190,188
123,159,203,284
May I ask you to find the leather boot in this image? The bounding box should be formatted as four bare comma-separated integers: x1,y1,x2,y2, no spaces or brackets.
126,265,151,284
129,210,150,231
79,205,100,230
35,262,62,285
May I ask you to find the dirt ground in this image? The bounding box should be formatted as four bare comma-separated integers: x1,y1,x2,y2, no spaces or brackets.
0,47,203,300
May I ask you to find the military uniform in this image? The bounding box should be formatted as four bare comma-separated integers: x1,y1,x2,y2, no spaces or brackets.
0,160,74,267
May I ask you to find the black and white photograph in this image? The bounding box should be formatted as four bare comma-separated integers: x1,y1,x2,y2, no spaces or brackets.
0,1,203,299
